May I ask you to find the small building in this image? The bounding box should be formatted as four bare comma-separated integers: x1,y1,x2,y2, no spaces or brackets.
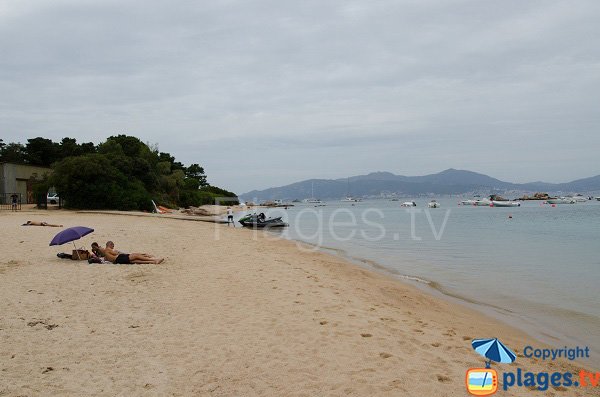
0,162,52,204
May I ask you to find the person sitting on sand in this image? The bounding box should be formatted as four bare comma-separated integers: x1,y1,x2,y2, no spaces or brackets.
22,220,63,227
101,241,164,265
91,242,105,258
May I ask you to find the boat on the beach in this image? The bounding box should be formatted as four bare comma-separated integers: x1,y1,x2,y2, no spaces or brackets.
238,213,288,228
546,197,576,204
428,200,440,208
400,201,417,207
491,200,521,207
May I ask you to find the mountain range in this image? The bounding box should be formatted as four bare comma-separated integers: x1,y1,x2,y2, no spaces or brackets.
239,169,600,201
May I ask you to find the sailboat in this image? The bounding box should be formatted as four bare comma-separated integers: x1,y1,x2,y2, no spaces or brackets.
341,178,362,202
303,181,323,204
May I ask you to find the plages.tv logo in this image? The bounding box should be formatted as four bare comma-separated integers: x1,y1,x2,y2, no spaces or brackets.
466,338,516,396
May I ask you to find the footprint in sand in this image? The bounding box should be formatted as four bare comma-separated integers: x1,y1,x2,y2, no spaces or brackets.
437,375,451,383
360,333,372,338
379,352,392,359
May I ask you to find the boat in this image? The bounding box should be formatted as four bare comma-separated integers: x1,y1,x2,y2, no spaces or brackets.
460,199,478,205
304,181,323,204
474,199,492,206
569,195,587,203
400,201,417,207
546,197,576,204
238,213,288,228
341,178,362,202
341,197,361,202
428,200,440,208
596,197,600,201
491,200,521,207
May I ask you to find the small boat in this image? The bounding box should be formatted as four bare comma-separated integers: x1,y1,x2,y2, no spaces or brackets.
304,198,323,204
569,195,587,203
341,196,361,202
596,197,600,201
238,213,288,228
341,178,361,202
400,201,417,207
428,200,440,208
460,199,478,206
390,198,399,201
491,200,521,207
474,199,492,206
546,198,576,204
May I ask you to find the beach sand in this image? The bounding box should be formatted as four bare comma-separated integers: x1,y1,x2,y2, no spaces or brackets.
0,210,591,396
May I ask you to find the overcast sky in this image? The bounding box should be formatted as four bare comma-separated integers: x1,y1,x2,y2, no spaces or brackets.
1,0,599,193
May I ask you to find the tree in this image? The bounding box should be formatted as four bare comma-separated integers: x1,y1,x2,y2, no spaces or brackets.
25,137,61,166
0,142,27,163
185,163,208,186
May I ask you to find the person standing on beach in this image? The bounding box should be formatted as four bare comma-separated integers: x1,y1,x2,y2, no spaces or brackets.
11,194,18,212
227,207,235,227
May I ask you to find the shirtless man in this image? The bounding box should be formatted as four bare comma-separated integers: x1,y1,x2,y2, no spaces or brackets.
101,241,164,264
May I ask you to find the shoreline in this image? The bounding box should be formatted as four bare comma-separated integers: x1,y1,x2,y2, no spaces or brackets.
273,235,599,369
0,209,594,395
288,239,597,366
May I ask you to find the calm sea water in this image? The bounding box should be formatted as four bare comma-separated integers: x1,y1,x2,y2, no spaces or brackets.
243,198,600,363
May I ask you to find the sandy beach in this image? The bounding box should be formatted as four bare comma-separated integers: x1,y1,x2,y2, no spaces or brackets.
0,210,591,396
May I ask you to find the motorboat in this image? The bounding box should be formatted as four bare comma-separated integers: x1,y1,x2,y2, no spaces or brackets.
474,199,492,206
460,199,477,206
428,200,440,208
238,213,288,228
546,197,576,204
400,201,417,207
568,195,587,203
341,196,361,202
491,200,521,207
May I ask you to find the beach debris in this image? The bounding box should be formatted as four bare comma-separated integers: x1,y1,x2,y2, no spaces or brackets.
360,333,372,338
380,352,392,359
42,367,54,374
437,375,451,382
27,319,58,330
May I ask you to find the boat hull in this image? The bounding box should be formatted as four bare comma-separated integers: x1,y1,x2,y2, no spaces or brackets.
491,201,521,207
547,198,576,204
238,215,288,228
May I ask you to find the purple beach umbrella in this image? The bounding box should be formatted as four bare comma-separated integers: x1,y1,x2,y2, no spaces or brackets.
49,226,94,259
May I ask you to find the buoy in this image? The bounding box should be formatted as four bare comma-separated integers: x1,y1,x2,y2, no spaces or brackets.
551,204,556,207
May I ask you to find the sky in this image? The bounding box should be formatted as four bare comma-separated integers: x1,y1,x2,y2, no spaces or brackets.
1,0,599,194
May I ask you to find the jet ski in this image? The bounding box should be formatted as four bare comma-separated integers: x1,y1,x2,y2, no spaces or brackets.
238,213,288,228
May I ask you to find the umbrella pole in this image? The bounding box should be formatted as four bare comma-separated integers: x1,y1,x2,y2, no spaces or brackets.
72,241,81,260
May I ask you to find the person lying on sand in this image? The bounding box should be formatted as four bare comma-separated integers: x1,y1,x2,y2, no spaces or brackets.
99,241,164,265
22,220,63,227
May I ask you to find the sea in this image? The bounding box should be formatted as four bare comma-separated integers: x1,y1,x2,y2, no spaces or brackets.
240,198,600,366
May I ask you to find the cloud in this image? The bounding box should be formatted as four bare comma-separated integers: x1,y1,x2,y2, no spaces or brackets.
1,0,599,193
